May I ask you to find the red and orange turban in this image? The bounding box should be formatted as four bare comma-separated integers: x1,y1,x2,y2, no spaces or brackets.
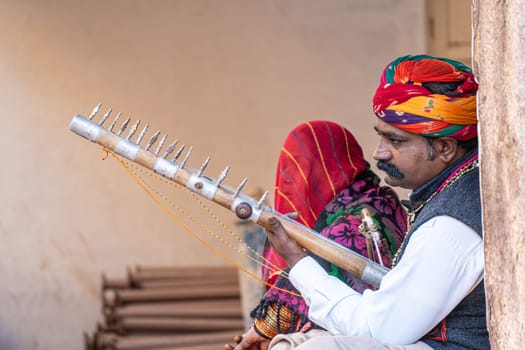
372,55,478,140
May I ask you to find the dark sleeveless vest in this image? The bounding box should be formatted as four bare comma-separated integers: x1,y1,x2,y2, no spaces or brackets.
399,150,489,349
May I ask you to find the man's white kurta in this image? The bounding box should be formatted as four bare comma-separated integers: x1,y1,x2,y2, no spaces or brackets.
289,215,484,345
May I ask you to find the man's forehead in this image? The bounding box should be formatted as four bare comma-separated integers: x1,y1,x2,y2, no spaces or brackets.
374,120,403,134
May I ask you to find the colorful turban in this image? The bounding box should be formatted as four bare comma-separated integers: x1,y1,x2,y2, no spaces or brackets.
261,120,367,286
373,55,478,140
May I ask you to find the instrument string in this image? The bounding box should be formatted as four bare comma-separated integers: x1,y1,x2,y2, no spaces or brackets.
189,190,291,280
137,162,285,277
104,148,299,297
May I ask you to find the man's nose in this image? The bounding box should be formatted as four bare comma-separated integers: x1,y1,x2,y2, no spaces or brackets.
373,141,391,160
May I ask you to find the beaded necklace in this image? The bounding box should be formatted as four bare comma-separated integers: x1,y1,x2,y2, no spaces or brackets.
390,154,479,267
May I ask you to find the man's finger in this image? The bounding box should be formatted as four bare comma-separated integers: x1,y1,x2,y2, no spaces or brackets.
234,335,243,344
268,216,285,233
224,333,243,350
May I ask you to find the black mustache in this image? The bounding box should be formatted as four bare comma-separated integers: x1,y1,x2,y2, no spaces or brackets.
377,160,404,179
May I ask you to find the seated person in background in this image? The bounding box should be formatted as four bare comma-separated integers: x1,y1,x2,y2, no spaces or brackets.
255,120,407,339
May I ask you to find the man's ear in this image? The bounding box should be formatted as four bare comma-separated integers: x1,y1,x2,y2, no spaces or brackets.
435,137,461,163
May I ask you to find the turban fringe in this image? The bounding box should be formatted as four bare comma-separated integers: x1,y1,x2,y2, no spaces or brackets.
262,120,367,286
373,55,478,140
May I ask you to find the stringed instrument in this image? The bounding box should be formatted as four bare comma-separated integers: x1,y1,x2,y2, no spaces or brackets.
69,104,388,288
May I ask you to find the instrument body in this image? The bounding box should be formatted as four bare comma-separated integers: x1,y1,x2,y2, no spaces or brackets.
70,113,389,288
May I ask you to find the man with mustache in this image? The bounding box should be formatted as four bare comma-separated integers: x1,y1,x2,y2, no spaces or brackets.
227,55,488,350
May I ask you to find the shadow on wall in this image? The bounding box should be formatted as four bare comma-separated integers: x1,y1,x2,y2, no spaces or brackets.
237,220,267,331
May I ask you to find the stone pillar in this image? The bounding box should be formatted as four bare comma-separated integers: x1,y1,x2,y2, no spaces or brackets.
472,1,525,348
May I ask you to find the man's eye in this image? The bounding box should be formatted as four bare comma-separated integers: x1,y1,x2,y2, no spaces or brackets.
390,139,403,144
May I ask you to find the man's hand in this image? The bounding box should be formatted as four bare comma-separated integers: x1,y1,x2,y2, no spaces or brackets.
267,217,307,268
224,327,270,350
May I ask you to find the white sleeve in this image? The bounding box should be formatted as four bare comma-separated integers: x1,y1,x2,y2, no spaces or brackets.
288,215,484,345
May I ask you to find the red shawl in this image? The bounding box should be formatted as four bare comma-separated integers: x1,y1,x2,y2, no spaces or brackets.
262,120,367,286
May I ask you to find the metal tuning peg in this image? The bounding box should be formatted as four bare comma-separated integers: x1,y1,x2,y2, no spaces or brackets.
162,139,179,159
126,120,141,140
216,166,230,187
88,102,102,120
256,190,269,209
196,157,211,177
233,178,252,220
171,145,185,162
233,178,247,198
285,212,300,220
155,134,168,155
108,112,121,133
136,124,150,145
179,146,193,169
116,117,131,136
99,108,112,126
145,130,160,151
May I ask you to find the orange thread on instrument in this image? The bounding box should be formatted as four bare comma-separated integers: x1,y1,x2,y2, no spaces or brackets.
101,147,110,160
107,149,301,297
120,156,290,281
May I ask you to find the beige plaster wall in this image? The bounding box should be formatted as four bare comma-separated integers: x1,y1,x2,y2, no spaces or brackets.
0,0,425,348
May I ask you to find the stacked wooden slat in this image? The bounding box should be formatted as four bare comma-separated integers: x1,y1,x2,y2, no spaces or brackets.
84,266,244,350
